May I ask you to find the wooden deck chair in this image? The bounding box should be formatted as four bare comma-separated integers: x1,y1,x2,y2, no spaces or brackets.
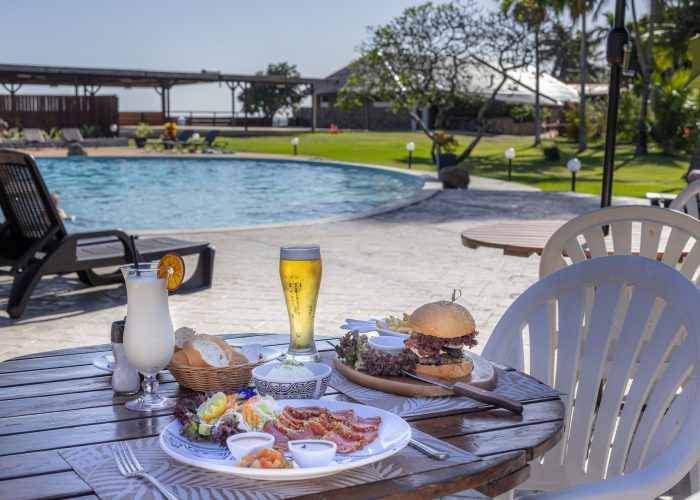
0,149,215,318
670,179,700,219
483,256,700,498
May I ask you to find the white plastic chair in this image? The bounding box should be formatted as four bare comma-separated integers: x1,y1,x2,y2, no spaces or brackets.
539,206,700,284
482,256,700,499
670,179,700,219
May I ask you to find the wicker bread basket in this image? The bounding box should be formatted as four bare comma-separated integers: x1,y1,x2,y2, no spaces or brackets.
167,356,265,392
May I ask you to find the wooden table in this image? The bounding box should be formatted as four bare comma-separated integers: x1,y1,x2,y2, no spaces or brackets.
0,333,564,499
462,221,565,257
461,220,687,259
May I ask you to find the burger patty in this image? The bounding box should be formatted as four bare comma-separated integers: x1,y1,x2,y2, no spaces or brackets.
405,332,478,354
404,331,478,365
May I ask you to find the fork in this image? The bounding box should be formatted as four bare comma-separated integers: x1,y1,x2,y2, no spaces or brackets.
111,442,179,500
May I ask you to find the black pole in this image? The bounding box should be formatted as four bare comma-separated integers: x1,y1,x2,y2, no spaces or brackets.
408,151,412,169
601,0,629,208
293,144,298,156
571,171,577,192
508,159,512,181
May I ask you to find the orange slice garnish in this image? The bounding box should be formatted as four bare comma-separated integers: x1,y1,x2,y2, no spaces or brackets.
158,253,185,291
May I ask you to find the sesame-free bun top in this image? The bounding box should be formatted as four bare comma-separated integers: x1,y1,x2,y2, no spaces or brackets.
408,300,476,339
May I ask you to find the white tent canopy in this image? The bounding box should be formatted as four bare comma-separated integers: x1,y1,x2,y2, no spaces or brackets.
465,62,579,106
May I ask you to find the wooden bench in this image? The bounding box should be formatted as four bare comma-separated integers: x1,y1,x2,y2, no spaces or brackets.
645,192,677,207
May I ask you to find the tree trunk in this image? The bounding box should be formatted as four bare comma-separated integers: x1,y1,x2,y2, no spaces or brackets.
578,13,587,151
635,82,650,155
456,75,509,163
534,28,542,145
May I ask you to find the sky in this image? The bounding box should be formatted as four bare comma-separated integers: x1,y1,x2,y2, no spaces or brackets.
2,0,494,112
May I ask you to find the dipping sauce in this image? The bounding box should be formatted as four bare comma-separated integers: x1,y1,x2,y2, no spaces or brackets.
292,442,335,451
233,437,270,447
227,432,276,461
288,439,337,468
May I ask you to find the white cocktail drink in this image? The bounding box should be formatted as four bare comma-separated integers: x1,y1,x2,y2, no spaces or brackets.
124,274,174,374
121,263,176,411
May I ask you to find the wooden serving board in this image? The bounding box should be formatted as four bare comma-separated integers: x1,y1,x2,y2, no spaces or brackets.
333,352,497,397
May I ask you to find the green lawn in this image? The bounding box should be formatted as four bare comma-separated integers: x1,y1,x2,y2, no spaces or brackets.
216,131,691,199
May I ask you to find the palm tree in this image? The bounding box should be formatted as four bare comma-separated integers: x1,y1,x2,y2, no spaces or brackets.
548,0,604,151
502,0,547,145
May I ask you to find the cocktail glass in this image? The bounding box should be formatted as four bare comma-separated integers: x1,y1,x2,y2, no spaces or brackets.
120,263,176,411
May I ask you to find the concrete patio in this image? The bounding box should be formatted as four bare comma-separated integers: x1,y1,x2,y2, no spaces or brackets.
0,172,640,361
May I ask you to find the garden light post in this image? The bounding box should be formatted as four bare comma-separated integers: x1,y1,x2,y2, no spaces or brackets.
109,124,118,137
504,148,516,181
291,137,299,156
567,158,581,192
192,132,201,142
406,141,415,169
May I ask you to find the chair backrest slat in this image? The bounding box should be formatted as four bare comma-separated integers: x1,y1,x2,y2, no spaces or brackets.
0,150,66,254
607,305,683,475
670,179,700,217
639,220,663,259
626,340,692,472
586,285,657,478
610,220,633,254
564,282,623,473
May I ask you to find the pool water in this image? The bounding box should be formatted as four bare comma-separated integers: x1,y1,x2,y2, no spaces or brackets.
36,157,423,231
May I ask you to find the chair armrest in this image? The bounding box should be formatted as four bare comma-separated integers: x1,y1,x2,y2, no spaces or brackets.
64,229,134,261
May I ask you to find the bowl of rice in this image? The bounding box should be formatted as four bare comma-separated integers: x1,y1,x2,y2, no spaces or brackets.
252,360,332,400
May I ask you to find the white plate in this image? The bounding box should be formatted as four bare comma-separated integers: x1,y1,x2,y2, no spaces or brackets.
92,353,115,372
340,318,410,339
375,320,410,339
92,345,283,373
159,399,411,480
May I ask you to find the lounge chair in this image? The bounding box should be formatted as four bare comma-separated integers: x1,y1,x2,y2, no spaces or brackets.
145,130,194,151
0,149,215,318
22,129,49,149
193,130,224,152
62,128,84,144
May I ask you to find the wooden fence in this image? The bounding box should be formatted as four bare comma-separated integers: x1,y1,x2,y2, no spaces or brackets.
0,95,118,132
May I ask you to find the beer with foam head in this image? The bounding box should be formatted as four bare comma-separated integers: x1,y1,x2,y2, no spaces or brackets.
280,245,322,362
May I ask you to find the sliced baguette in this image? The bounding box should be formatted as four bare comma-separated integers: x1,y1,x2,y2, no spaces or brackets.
174,327,197,351
183,336,231,368
170,349,190,366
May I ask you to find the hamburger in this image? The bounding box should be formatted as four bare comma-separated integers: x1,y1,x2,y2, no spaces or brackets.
405,301,478,379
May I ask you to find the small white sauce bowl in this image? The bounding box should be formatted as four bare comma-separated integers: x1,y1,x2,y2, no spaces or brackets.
226,432,275,461
368,335,406,355
288,439,337,468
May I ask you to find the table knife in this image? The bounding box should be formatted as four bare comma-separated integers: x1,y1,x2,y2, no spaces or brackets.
401,369,523,415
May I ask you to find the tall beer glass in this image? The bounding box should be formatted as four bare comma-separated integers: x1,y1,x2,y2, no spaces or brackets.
280,245,322,362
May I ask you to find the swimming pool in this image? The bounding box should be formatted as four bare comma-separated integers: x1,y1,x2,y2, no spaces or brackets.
36,157,424,231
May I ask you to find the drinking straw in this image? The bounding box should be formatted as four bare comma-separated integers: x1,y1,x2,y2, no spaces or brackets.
129,235,141,276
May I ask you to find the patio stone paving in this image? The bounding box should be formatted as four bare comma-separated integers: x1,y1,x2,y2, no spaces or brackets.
0,174,641,361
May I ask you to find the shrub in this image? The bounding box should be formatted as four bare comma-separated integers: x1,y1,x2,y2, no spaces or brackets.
434,130,459,153
134,122,152,139
542,143,561,161
649,70,697,155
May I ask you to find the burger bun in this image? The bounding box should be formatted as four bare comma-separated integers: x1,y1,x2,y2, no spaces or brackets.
415,357,474,379
409,300,476,339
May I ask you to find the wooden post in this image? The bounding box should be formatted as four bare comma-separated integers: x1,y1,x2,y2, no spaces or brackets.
225,81,237,127
311,84,317,132
244,83,249,132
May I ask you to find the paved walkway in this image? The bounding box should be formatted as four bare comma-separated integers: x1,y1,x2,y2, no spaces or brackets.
0,171,642,361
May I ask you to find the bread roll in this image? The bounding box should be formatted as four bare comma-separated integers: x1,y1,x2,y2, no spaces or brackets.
229,349,249,366
183,336,231,368
174,327,197,351
415,357,474,379
409,301,476,338
170,349,190,366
